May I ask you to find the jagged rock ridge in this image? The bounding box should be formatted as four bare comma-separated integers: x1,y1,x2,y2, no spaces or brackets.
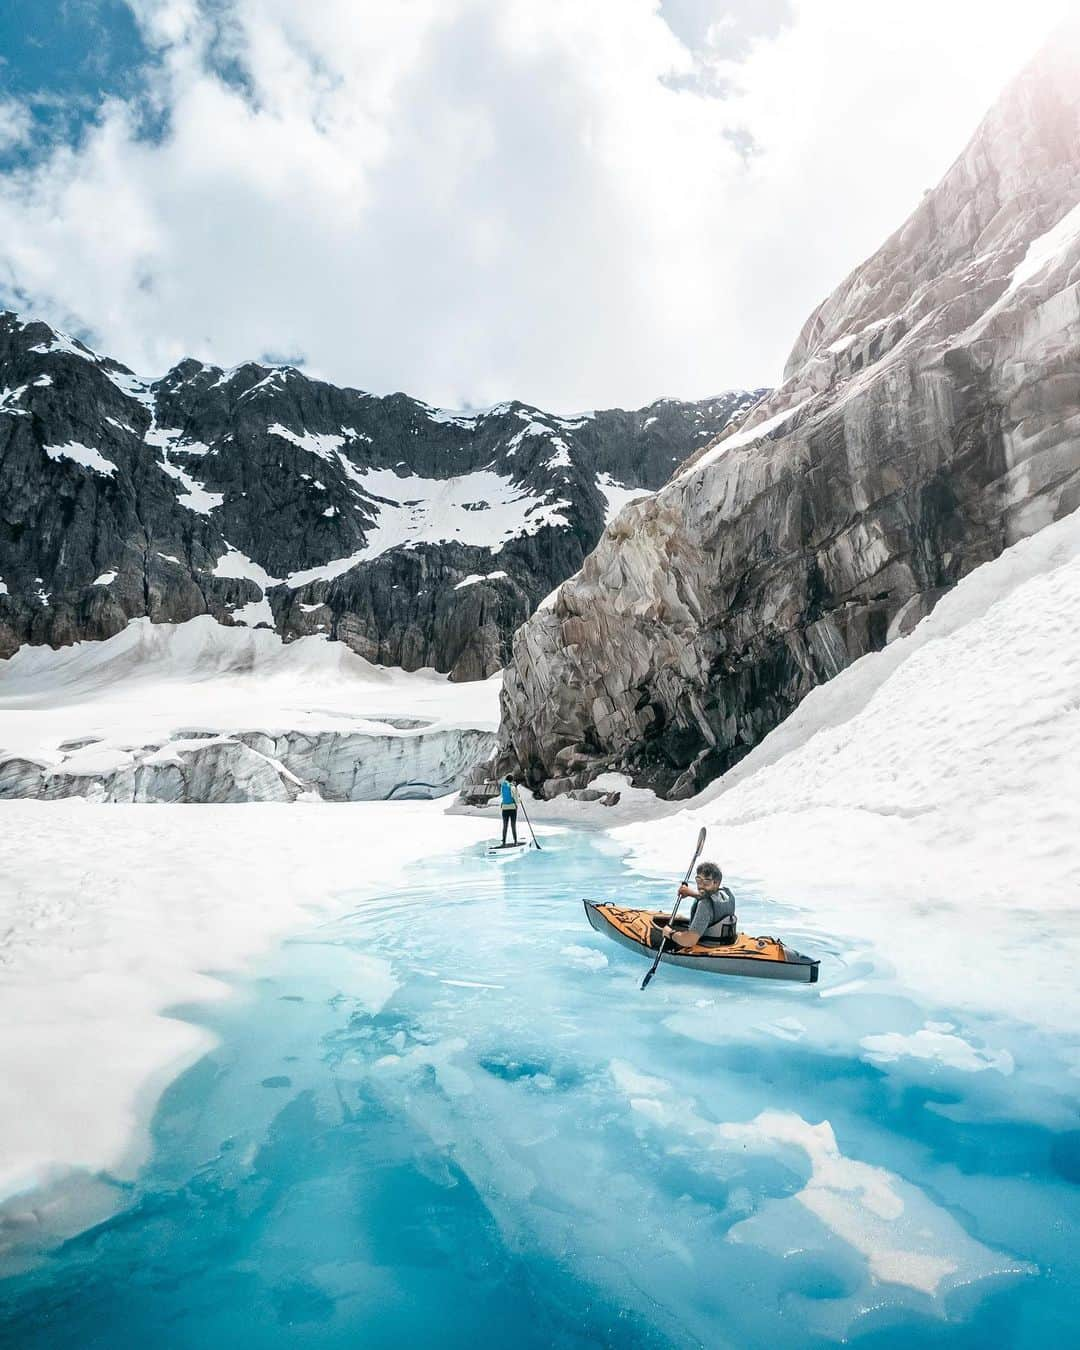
0,320,764,679
494,24,1080,798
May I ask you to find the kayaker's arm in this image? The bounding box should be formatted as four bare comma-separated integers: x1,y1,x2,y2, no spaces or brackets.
662,885,705,947
660,924,699,949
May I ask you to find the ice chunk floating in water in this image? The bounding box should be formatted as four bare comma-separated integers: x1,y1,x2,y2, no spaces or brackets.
1,835,1077,1348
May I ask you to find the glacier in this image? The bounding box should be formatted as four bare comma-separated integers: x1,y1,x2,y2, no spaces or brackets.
0,617,499,803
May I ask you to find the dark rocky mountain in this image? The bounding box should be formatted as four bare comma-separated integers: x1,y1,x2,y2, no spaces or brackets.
0,316,764,678
494,22,1080,798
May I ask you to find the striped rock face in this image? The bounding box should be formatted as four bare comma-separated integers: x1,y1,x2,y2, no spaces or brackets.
496,24,1080,800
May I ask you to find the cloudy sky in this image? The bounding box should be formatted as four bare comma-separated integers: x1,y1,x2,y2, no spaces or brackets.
0,0,1071,410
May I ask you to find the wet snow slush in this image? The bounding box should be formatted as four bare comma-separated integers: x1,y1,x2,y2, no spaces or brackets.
1,833,1077,1349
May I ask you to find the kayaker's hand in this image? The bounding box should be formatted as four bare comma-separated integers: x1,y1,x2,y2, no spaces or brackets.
661,925,674,939
677,884,694,898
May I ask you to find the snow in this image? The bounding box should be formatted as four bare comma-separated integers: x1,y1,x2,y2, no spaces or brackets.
28,329,97,361
454,570,508,590
507,418,557,452
157,553,182,565
231,596,274,627
322,506,338,518
268,423,348,462
679,395,815,478
0,798,493,1204
92,571,117,587
0,616,502,771
0,385,30,417
44,441,118,477
32,374,52,388
610,1063,1025,1297
536,582,562,612
596,472,650,523
860,1023,1014,1075
826,332,858,354
212,546,281,592
826,316,891,354
1008,200,1080,292
102,366,152,403
0,608,505,1199
613,506,1080,1031
0,579,7,595
210,548,283,627
286,466,571,586
146,426,221,513
423,405,479,428
237,371,287,400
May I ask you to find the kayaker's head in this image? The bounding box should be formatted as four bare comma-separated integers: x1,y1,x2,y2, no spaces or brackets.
695,861,722,893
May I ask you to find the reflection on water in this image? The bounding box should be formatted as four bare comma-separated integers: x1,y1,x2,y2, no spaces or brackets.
1,833,1077,1348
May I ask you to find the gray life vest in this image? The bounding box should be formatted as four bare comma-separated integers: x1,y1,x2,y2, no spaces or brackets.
692,887,737,942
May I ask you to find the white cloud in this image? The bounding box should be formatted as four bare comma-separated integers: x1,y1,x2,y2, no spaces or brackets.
0,0,1072,409
0,99,32,153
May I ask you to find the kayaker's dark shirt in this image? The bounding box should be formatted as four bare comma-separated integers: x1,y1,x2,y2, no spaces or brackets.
688,888,736,939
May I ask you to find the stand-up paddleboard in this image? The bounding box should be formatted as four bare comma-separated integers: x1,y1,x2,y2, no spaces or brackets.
487,841,531,853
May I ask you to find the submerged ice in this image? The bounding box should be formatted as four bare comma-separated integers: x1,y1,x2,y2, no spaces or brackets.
2,834,1075,1349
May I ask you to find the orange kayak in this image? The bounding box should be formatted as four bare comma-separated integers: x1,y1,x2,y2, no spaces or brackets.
583,901,819,983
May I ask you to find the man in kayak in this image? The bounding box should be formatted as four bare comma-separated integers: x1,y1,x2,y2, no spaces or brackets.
500,774,519,846
660,862,736,947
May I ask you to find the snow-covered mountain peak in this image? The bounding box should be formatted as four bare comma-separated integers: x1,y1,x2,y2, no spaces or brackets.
0,308,765,679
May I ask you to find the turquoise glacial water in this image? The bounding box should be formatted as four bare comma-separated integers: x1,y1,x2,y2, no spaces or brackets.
1,831,1078,1348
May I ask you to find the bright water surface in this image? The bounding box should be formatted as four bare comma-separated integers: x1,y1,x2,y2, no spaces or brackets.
1,832,1078,1348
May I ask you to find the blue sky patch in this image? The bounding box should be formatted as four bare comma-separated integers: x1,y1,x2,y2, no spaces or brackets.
0,1,151,166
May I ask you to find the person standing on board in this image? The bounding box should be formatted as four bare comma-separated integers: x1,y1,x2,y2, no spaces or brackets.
500,775,520,846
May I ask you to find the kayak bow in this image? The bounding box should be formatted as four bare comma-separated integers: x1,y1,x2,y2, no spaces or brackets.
583,901,818,984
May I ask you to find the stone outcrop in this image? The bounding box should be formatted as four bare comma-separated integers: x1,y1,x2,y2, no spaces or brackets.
495,24,1080,798
0,320,763,680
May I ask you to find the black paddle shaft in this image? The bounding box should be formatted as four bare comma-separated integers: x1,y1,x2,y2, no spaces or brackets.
517,786,541,850
641,826,707,990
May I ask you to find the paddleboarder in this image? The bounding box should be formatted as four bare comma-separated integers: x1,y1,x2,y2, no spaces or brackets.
500,774,519,846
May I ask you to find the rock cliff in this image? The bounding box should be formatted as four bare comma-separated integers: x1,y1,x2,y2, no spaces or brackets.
0,319,762,680
496,25,1080,798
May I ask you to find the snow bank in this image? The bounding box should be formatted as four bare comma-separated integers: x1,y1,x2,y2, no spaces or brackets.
0,618,500,801
0,616,500,742
613,508,1080,1030
0,799,491,1206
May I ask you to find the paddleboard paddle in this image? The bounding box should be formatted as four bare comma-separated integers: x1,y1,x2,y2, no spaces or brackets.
516,782,541,850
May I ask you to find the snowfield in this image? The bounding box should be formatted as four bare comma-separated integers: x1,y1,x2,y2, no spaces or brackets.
1,507,1078,1261
0,617,500,790
0,799,493,1207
